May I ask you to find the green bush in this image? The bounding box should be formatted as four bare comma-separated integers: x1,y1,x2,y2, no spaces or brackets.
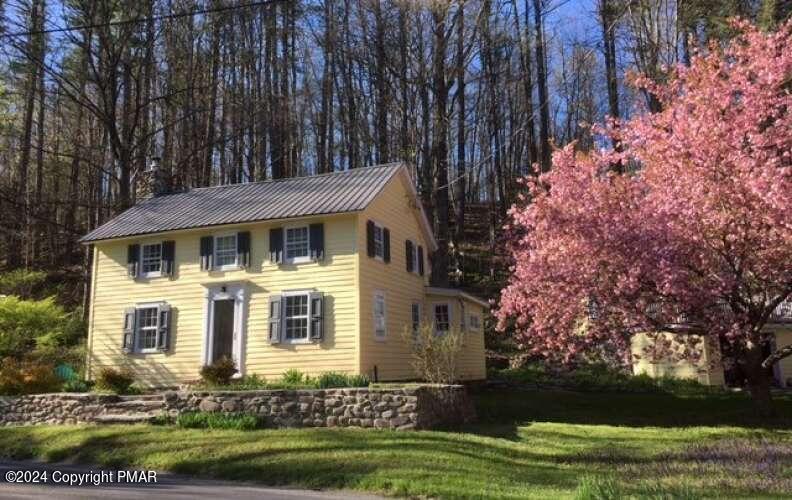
496,362,721,396
281,368,305,384
0,358,61,395
192,371,370,391
315,371,370,389
95,367,135,394
61,379,91,393
0,296,77,361
199,357,237,386
176,411,264,430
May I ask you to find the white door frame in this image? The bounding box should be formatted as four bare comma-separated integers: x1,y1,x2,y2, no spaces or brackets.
202,283,247,375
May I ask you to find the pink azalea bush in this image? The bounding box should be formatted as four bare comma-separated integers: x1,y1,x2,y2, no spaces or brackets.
496,20,792,408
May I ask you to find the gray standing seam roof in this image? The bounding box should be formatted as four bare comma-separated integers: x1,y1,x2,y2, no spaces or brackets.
80,164,403,243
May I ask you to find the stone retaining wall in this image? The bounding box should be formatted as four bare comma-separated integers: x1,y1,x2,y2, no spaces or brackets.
0,385,476,430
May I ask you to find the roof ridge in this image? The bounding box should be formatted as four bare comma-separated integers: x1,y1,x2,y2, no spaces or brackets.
177,162,404,194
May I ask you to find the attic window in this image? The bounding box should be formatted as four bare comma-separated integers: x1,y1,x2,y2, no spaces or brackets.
373,225,384,259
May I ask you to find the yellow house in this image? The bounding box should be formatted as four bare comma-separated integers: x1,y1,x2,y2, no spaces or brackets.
80,164,487,386
632,306,792,387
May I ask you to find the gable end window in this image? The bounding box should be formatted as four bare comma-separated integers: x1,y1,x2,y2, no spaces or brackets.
468,314,481,331
411,302,422,333
374,292,387,339
433,303,451,334
366,220,390,263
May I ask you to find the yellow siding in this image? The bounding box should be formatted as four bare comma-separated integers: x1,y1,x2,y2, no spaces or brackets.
356,172,486,381
88,214,360,386
767,327,792,388
87,167,487,386
357,173,429,380
425,295,487,381
631,332,724,386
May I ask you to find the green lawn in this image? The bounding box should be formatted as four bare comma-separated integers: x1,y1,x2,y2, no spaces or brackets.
1,389,791,499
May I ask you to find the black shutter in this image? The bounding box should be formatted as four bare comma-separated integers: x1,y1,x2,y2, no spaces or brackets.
268,295,283,343
237,231,251,268
309,223,325,261
157,304,172,351
366,220,375,257
383,228,391,263
406,240,414,272
161,241,175,276
310,292,324,340
269,228,284,264
200,236,213,271
122,308,136,353
418,245,425,276
127,244,140,278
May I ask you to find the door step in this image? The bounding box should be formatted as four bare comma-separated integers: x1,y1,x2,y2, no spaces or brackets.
93,413,157,425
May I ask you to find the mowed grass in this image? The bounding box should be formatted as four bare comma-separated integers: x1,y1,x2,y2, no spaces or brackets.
1,389,791,499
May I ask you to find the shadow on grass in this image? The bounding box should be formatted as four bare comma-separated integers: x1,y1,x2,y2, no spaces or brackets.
467,387,792,438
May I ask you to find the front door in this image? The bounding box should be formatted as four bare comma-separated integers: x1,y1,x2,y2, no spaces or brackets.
212,299,235,363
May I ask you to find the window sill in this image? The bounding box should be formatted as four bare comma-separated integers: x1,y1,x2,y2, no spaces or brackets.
374,335,387,342
139,272,163,279
283,338,312,345
211,265,242,272
136,349,161,355
284,256,312,265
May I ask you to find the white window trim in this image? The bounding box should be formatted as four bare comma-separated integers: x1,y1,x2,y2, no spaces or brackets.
282,290,313,344
135,302,165,354
468,313,482,331
372,221,385,261
140,242,163,278
411,302,422,333
373,291,387,340
433,302,452,334
284,224,312,265
213,232,239,271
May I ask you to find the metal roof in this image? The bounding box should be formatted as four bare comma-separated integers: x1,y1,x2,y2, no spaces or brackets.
81,164,403,243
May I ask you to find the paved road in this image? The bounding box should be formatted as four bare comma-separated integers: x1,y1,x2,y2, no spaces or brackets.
0,460,383,500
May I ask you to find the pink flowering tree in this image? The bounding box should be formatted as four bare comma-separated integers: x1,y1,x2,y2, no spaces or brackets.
496,20,792,412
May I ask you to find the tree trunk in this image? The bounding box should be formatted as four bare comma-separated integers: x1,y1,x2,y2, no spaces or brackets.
454,2,466,252
430,3,450,288
533,0,552,172
744,344,774,416
373,0,389,164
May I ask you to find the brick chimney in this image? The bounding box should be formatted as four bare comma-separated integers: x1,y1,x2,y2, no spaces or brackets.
138,157,170,199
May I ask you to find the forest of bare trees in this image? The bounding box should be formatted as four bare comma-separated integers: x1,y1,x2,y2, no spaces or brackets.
0,0,789,305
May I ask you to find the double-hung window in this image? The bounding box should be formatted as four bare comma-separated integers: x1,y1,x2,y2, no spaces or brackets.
214,234,238,269
374,292,387,339
284,293,310,342
285,226,310,263
137,306,160,352
411,303,422,333
373,225,384,259
434,303,451,334
468,313,481,331
140,243,162,277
